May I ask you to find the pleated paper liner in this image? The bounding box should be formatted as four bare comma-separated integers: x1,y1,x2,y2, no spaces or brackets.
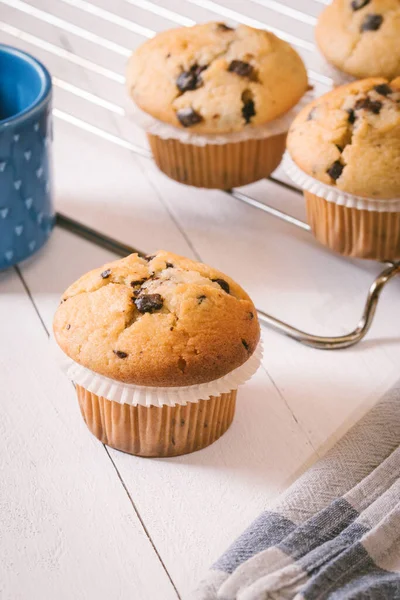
77,386,237,457
147,133,286,189
52,338,262,457
126,93,314,189
305,193,400,260
53,339,262,407
284,153,400,261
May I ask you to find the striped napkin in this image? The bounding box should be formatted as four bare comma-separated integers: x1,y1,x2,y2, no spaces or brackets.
195,381,400,599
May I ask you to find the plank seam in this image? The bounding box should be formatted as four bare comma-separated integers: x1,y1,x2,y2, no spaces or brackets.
14,265,50,336
260,362,319,455
104,446,182,600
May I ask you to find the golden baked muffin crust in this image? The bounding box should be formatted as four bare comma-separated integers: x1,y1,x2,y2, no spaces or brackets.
287,77,400,199
126,22,308,134
53,251,260,387
316,0,400,80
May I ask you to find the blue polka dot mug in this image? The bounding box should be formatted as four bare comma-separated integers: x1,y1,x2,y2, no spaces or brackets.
0,45,54,270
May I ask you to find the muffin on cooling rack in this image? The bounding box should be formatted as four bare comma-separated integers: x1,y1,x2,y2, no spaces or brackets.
285,77,400,260
126,22,309,189
316,0,400,81
53,251,261,457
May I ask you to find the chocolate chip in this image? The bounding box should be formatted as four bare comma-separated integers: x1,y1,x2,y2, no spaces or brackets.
212,278,230,294
176,107,203,127
197,294,207,304
360,14,383,32
354,98,368,110
241,91,256,124
248,312,254,320
170,326,174,331
195,65,207,76
307,108,316,121
166,53,171,58
166,262,174,268
347,109,356,124
132,289,141,298
66,324,71,330
113,350,128,359
327,161,344,181
374,83,392,96
242,339,250,352
177,357,186,372
134,293,164,313
242,99,255,123
351,0,370,10
355,97,382,114
101,269,111,279
228,60,254,78
130,278,146,287
367,100,382,114
145,255,155,262
176,71,196,93
217,22,234,31
176,64,206,93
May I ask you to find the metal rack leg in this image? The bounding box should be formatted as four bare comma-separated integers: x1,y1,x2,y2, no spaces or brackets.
257,262,400,349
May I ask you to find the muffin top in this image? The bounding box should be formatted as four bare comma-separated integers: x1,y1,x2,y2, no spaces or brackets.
126,22,308,134
316,0,400,80
53,251,260,387
287,77,400,199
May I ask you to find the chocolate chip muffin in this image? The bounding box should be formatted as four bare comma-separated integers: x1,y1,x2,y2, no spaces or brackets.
126,22,308,189
286,77,400,259
127,22,308,134
316,0,400,80
53,251,261,457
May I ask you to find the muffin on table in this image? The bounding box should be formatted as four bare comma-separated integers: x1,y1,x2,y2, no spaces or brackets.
286,77,400,260
316,0,400,81
126,22,308,189
53,251,261,457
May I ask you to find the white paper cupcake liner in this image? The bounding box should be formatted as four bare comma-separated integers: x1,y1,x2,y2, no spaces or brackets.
125,91,314,146
51,336,263,408
283,152,400,213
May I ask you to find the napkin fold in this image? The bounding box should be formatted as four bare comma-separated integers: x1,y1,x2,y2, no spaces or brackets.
195,381,400,599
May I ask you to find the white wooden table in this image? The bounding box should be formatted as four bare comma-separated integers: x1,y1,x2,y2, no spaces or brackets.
2,1,400,599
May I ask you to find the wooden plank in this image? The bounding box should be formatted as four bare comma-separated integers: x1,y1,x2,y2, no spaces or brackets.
51,119,192,256
0,267,178,600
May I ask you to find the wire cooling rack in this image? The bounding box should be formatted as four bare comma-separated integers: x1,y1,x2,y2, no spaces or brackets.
5,0,398,349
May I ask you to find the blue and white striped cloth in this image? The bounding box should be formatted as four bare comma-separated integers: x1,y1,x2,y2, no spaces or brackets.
196,381,400,599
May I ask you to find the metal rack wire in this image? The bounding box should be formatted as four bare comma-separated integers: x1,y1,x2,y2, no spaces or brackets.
5,0,398,349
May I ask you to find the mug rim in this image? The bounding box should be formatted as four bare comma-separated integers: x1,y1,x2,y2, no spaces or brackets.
0,44,52,129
